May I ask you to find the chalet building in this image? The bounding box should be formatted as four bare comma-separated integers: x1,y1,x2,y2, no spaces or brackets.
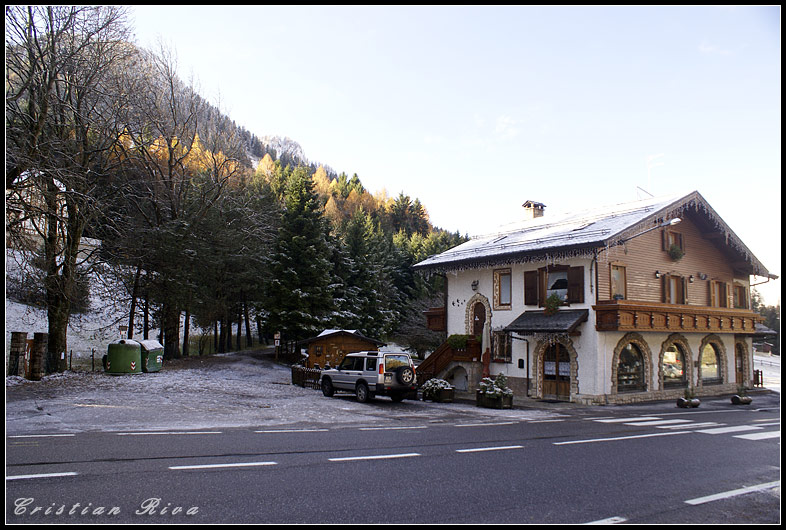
414,191,777,404
299,330,385,369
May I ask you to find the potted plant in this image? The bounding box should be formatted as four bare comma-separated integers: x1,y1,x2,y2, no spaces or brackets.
544,293,563,316
476,373,513,409
668,243,684,261
421,378,455,403
677,386,700,408
731,386,753,405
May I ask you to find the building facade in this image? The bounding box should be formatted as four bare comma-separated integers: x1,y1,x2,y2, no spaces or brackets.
415,192,775,404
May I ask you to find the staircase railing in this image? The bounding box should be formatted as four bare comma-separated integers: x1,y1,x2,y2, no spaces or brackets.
416,337,481,385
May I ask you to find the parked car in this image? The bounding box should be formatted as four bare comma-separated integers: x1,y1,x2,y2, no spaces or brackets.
319,351,417,403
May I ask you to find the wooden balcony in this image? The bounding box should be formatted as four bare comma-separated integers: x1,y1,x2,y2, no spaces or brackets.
593,300,761,334
423,306,446,332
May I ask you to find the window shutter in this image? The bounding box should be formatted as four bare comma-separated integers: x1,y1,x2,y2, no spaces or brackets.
567,266,584,303
682,276,689,304
524,270,538,306
663,275,670,303
726,282,733,308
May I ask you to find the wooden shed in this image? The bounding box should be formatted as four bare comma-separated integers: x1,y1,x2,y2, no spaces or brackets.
299,330,385,369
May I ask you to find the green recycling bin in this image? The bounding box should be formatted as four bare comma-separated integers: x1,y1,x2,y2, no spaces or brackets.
105,339,142,375
139,340,164,372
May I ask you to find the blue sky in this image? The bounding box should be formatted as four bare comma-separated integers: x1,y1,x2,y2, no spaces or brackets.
131,5,780,304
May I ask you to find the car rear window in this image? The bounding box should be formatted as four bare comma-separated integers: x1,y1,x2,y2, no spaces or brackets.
384,354,410,372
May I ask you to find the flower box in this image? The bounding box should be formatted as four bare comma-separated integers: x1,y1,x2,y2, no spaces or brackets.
421,378,455,403
476,391,513,409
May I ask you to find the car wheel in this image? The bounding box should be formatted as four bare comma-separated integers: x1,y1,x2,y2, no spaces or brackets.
356,382,370,403
396,366,415,386
321,377,334,397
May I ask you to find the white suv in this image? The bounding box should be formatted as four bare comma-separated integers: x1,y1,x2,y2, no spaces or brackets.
320,351,417,403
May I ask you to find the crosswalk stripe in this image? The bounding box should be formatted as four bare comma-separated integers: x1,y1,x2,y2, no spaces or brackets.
622,419,693,427
697,425,763,434
733,431,780,441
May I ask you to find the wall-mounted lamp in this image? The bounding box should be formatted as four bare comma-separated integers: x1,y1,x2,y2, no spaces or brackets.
689,275,695,283
471,280,479,291
655,270,661,279
698,273,708,281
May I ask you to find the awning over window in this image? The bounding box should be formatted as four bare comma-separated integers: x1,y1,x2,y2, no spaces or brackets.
503,309,589,335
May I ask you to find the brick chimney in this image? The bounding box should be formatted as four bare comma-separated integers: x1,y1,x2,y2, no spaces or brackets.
522,200,546,219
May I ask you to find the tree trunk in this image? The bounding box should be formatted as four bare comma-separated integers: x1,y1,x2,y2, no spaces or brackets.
162,303,181,360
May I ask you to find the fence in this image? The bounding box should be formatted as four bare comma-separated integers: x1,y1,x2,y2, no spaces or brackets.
291,366,322,390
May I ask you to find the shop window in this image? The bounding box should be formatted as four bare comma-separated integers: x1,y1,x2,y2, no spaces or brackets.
700,343,722,383
617,343,646,392
662,344,686,387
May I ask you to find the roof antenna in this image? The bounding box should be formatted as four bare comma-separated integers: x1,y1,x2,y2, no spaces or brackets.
636,186,654,199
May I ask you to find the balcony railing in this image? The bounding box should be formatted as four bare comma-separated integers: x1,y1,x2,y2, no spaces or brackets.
593,300,761,334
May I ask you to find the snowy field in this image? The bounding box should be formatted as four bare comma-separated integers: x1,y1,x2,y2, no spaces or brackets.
5,352,564,435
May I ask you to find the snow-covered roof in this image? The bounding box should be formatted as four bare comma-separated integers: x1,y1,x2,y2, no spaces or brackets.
415,191,772,277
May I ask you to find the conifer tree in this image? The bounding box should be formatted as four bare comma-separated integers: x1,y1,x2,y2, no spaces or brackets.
264,167,334,342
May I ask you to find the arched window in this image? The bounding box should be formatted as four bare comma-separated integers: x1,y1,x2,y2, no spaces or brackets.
617,343,645,392
663,344,686,387
700,343,721,383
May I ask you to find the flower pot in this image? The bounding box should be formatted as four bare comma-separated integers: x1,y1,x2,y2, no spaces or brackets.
677,397,701,408
731,395,752,405
425,388,455,403
476,391,513,409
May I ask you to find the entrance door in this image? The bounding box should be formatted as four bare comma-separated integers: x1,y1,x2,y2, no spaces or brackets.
735,343,745,385
472,302,486,338
543,344,570,399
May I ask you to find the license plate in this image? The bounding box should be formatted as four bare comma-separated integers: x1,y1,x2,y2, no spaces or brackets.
384,374,392,384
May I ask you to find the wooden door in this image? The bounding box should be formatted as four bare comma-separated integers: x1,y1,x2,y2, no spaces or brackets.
472,302,486,337
543,344,570,399
735,343,745,385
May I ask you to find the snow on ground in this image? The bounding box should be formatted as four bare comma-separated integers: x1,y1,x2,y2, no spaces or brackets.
5,352,564,436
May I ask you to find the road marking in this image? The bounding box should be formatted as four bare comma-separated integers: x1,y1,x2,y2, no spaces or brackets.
328,453,420,462
455,421,517,427
456,445,523,453
6,472,79,481
255,428,329,433
750,421,780,426
733,431,780,441
593,417,661,423
623,419,693,427
8,434,76,438
116,431,222,436
657,422,724,430
696,425,763,435
586,516,628,524
554,431,690,445
169,461,277,470
529,419,566,423
685,481,780,505
359,426,428,431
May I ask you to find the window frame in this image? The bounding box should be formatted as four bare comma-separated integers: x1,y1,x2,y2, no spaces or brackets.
662,273,687,305
617,342,646,392
700,343,722,384
493,268,512,310
610,263,627,300
662,344,687,387
492,331,512,363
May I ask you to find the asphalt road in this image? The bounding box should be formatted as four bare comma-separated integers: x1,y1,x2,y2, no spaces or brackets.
6,392,780,524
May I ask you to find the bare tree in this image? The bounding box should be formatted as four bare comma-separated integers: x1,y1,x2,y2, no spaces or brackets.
6,6,134,371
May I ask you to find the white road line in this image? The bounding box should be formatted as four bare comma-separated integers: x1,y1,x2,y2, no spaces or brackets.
657,422,724,430
8,434,76,438
456,445,523,453
254,429,329,433
529,419,566,423
593,417,661,423
734,431,781,441
696,425,763,435
455,421,517,427
554,431,691,445
685,481,780,505
585,516,628,524
750,421,780,427
7,472,79,481
328,453,420,462
116,431,222,436
623,419,693,427
359,426,428,431
169,461,277,470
